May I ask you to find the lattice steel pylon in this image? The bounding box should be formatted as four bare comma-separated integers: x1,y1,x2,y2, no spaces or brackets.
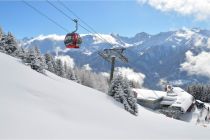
98,47,128,83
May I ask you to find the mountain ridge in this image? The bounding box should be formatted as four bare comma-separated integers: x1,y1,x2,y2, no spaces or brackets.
19,28,210,89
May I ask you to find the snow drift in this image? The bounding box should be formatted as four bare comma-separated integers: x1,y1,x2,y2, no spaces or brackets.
0,52,210,139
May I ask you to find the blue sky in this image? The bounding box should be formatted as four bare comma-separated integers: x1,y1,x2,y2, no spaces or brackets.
0,0,210,39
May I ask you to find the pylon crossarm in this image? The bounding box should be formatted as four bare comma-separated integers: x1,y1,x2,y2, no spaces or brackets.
98,47,128,83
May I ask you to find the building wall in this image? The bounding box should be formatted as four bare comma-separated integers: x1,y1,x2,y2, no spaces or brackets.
137,97,163,110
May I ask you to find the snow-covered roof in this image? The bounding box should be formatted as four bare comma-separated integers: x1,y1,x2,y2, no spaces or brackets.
160,100,175,105
170,87,194,112
133,87,194,113
133,88,166,100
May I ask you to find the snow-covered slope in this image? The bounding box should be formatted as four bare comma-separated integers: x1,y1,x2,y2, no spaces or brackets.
1,53,209,139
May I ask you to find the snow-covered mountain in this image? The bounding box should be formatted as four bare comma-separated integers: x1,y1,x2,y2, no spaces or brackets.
1,52,210,139
20,28,210,89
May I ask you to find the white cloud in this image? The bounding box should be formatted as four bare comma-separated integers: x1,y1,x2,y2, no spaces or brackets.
82,64,92,71
28,34,65,43
194,36,204,47
181,51,210,77
55,55,75,68
137,0,210,20
100,72,110,77
115,67,145,86
92,34,118,45
175,27,195,39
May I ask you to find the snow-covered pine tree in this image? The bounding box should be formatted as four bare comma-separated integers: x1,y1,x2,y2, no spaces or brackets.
192,85,198,99
187,85,197,99
121,77,138,115
34,46,46,72
187,84,210,102
25,47,32,64
0,27,2,40
71,67,81,84
0,30,6,53
66,67,78,82
27,47,44,73
108,75,123,96
75,73,81,84
44,53,55,73
14,46,27,61
70,71,77,81
108,75,138,115
109,75,125,102
201,89,208,102
28,47,37,68
63,61,71,78
186,86,192,95
127,94,138,115
55,59,65,77
207,86,210,102
50,55,57,73
197,85,204,100
113,83,124,102
122,94,133,113
4,32,17,55
64,62,68,74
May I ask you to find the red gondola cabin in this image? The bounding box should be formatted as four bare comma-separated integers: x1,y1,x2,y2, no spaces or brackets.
64,32,82,48
64,19,82,49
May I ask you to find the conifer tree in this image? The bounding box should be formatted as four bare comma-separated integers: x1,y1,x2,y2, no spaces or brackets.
14,46,27,61
0,30,6,52
4,32,17,55
109,75,138,116
0,27,2,40
44,53,55,73
64,62,68,73
201,89,208,102
71,68,81,83
34,46,46,71
122,77,138,115
26,47,44,73
55,59,65,77
108,75,123,96
114,84,124,102
66,68,78,82
207,86,210,102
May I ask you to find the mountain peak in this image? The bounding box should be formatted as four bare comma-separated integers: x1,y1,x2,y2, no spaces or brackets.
134,32,151,39
134,32,150,37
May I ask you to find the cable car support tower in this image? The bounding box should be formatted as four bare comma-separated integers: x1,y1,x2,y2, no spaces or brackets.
98,47,128,84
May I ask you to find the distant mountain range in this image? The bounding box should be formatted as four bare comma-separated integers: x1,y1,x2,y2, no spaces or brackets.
19,28,210,89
